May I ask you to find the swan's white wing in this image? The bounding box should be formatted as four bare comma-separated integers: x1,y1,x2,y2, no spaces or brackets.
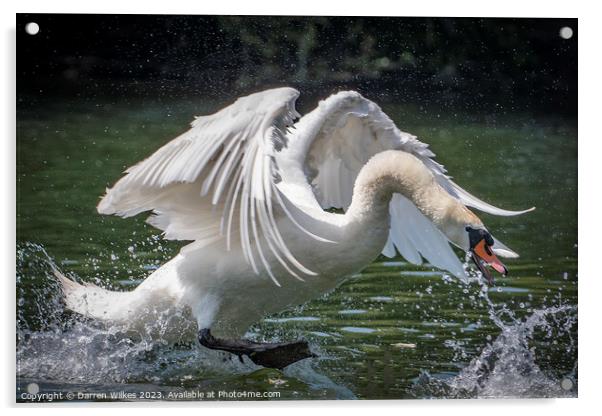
386,194,468,281
97,87,313,285
281,91,528,280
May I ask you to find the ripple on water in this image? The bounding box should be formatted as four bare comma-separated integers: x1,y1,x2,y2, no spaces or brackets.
461,323,481,332
307,331,334,338
421,321,460,327
338,309,367,315
263,316,320,323
380,261,407,267
141,264,159,271
369,296,394,303
397,327,421,333
494,286,530,293
340,326,377,334
399,271,444,277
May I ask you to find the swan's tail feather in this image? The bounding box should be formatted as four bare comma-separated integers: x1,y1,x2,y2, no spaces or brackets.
54,269,130,321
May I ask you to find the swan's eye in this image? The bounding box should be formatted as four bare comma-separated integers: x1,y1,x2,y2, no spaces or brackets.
485,233,494,247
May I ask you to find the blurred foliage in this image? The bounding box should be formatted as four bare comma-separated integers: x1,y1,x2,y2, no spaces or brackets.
17,15,576,114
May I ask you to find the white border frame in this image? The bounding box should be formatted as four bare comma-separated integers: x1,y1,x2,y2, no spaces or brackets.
3,1,598,415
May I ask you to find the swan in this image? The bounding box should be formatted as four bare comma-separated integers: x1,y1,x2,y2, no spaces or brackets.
58,88,533,368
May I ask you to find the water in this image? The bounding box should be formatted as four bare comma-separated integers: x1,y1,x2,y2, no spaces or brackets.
16,97,577,401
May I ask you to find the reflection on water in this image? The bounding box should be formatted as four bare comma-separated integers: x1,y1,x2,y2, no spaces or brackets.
16,100,577,400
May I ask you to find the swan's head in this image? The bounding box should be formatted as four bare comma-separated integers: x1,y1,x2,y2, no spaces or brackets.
425,192,508,285
429,191,509,285
464,226,508,284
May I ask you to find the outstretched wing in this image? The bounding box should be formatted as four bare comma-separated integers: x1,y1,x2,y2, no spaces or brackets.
279,91,531,281
97,87,314,285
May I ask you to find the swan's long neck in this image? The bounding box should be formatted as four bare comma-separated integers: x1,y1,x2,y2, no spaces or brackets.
345,150,481,247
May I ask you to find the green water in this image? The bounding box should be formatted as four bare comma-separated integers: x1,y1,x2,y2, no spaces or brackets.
16,96,577,400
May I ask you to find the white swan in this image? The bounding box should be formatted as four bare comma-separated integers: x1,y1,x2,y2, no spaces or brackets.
58,88,533,368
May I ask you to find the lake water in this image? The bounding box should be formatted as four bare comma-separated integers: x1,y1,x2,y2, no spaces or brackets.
16,96,577,400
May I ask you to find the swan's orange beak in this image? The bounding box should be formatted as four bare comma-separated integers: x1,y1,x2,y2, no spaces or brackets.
471,239,508,285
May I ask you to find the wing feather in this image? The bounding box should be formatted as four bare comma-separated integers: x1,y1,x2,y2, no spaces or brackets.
389,194,467,281
280,90,529,280
98,87,312,279
444,179,536,216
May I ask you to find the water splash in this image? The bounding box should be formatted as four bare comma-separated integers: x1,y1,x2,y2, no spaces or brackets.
16,243,349,399
17,243,237,384
413,265,577,398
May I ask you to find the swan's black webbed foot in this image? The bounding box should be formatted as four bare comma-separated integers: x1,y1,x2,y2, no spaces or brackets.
198,328,316,370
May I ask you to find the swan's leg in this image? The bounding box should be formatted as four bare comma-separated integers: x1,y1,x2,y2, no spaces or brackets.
198,328,315,369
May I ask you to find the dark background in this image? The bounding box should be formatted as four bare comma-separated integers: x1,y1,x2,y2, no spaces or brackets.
17,14,577,117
